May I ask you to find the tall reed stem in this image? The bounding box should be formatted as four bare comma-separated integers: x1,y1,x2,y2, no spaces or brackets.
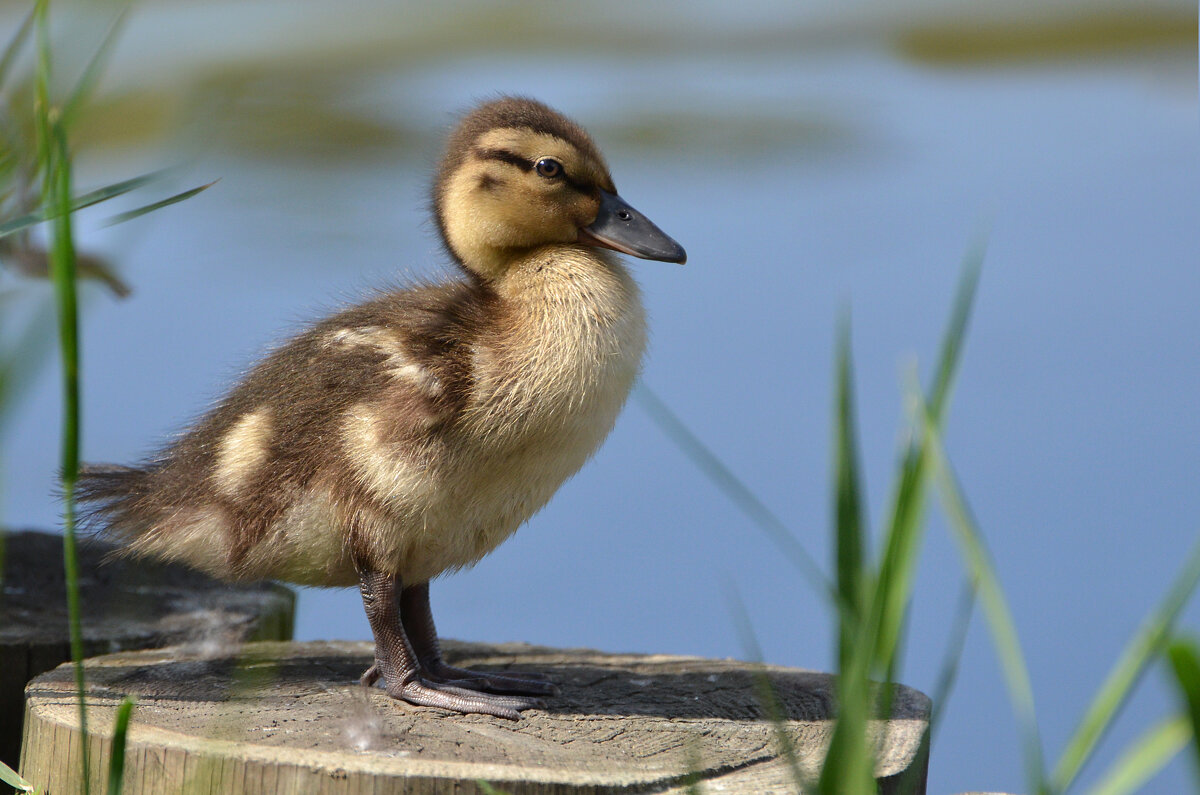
34,1,90,791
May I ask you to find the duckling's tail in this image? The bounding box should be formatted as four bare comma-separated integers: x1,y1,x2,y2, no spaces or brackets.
77,463,241,580
75,463,157,546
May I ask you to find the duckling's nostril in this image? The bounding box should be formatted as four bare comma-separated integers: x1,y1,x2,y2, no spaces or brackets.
616,209,632,222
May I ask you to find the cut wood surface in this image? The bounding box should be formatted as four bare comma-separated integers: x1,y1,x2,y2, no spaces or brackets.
21,639,930,794
0,529,295,768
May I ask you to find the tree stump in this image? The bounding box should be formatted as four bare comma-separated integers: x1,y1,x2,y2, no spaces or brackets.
0,529,296,769
20,640,930,794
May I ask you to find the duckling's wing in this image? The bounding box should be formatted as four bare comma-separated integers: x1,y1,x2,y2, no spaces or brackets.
78,282,482,580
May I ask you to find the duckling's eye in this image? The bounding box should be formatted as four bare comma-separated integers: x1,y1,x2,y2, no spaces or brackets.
535,158,562,178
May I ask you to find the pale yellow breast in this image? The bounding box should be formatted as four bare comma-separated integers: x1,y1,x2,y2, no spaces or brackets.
373,248,647,582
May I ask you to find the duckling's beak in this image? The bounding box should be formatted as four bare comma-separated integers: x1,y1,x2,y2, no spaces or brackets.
578,189,687,264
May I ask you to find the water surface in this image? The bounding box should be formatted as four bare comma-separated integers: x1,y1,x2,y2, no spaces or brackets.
3,4,1197,792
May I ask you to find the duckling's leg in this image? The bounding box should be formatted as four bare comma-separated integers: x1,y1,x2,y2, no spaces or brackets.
357,567,541,719
399,582,557,697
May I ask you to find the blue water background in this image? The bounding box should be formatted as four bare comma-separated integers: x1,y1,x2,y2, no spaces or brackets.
3,3,1198,792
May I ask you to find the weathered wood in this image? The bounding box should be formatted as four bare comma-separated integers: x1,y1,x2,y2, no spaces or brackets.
21,640,930,794
0,529,296,769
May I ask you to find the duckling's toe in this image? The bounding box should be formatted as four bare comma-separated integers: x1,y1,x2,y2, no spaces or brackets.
384,679,541,720
362,659,545,717
425,663,559,697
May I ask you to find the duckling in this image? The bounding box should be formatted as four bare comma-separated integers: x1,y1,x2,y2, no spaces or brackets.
78,96,685,719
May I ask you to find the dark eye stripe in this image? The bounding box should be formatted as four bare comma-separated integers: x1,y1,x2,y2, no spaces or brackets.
473,147,533,171
472,146,593,194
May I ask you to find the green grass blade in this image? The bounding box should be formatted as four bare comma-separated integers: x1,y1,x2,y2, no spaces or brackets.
35,2,89,791
103,180,217,227
868,440,927,675
0,171,167,239
869,252,982,676
52,117,91,795
816,608,877,795
1083,715,1191,795
633,383,842,612
924,412,1046,793
1166,637,1200,783
820,254,982,795
1049,538,1200,793
106,696,135,795
816,676,876,795
833,316,867,672
928,239,984,421
1,208,56,239
0,760,35,792
48,123,80,476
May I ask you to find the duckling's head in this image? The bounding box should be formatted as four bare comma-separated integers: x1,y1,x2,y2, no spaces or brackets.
433,96,685,280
